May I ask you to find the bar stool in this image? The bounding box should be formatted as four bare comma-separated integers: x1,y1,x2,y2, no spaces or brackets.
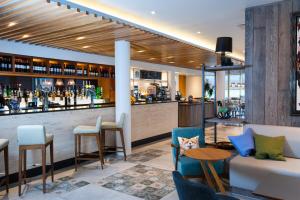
0,139,9,193
101,113,126,161
17,125,54,196
73,116,103,170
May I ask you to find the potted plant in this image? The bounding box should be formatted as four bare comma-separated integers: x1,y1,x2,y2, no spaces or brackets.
204,82,214,101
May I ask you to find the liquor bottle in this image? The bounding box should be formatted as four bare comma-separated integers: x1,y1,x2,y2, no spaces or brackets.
3,85,7,98
29,91,33,102
23,90,29,106
17,85,22,102
6,85,11,98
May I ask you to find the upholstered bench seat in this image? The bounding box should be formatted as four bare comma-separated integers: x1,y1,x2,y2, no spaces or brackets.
0,139,9,149
230,124,300,191
230,155,300,190
73,126,99,134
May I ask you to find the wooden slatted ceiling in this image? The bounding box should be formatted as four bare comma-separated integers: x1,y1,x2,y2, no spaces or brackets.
0,0,218,69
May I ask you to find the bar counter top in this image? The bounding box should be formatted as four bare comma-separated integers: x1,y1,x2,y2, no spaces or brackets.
0,100,177,116
178,101,214,105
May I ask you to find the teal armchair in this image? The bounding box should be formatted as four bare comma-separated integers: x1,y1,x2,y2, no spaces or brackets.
171,127,224,177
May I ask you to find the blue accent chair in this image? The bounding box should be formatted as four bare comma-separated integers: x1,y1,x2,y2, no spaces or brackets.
171,127,224,177
173,171,238,200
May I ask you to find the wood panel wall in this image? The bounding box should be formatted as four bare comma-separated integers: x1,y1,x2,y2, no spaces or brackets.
245,0,300,126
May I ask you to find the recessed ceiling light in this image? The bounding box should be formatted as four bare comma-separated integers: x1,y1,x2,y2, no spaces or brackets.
166,56,174,59
76,36,85,40
169,61,175,64
149,58,156,60
196,31,201,34
8,22,17,27
82,45,91,49
189,60,195,63
150,11,156,15
22,34,29,39
137,50,145,53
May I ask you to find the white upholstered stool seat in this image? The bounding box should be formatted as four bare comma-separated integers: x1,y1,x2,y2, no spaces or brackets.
73,116,104,171
101,122,119,129
101,113,127,161
17,125,54,195
17,125,53,146
0,139,9,149
73,125,99,134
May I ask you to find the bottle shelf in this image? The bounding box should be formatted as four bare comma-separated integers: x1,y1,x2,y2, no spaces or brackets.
0,53,115,80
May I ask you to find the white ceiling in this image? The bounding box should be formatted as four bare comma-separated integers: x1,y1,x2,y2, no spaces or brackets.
69,0,281,61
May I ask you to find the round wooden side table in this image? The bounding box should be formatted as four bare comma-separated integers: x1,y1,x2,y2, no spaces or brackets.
184,147,231,193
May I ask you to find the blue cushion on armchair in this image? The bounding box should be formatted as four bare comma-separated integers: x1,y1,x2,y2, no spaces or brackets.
178,156,224,177
228,128,254,157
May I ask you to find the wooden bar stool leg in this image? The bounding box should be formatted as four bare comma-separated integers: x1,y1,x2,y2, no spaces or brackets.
50,141,54,182
74,135,78,171
78,135,81,156
4,146,9,193
41,145,46,193
18,148,23,196
119,129,127,161
96,133,104,169
101,130,105,163
23,150,27,184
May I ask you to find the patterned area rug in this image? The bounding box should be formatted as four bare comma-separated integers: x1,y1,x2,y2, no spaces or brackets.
98,164,175,200
105,149,165,164
24,176,90,194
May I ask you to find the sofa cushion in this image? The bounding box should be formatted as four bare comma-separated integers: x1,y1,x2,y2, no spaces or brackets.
230,155,300,190
228,128,254,157
254,134,285,161
178,136,199,155
244,124,300,158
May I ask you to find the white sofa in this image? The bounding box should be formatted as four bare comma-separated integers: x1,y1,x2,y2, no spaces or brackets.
230,124,300,191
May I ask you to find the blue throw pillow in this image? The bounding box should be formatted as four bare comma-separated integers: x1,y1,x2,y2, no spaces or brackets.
228,128,254,157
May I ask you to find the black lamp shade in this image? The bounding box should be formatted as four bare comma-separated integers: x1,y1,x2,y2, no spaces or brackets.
215,37,232,53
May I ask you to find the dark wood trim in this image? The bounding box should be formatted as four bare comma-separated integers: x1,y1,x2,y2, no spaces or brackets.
131,132,171,147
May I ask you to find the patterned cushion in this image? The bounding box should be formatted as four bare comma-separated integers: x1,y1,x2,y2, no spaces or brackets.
178,136,199,155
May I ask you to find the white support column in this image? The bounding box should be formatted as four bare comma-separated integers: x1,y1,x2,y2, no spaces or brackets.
115,40,131,155
168,71,176,101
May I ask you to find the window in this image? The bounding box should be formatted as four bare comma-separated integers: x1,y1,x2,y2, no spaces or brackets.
205,72,215,99
225,70,245,102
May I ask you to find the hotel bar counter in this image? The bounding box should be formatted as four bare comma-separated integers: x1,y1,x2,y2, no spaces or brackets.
0,101,178,174
178,101,215,127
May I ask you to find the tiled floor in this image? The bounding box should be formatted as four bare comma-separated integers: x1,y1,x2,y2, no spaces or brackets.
0,125,267,200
